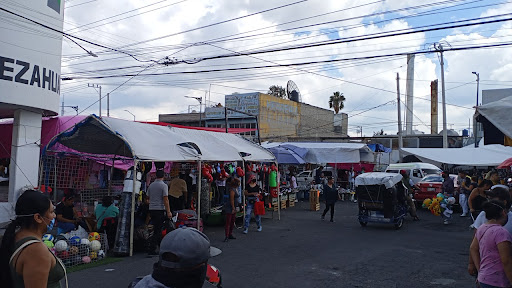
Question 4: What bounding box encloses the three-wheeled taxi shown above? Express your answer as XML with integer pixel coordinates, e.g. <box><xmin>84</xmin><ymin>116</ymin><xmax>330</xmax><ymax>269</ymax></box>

<box><xmin>355</xmin><ymin>172</ymin><xmax>408</xmax><ymax>229</ymax></box>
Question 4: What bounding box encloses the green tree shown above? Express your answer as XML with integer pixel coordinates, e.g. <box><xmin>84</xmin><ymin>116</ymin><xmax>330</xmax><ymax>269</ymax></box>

<box><xmin>328</xmin><ymin>91</ymin><xmax>346</xmax><ymax>114</ymax></box>
<box><xmin>268</xmin><ymin>85</ymin><xmax>286</xmax><ymax>98</ymax></box>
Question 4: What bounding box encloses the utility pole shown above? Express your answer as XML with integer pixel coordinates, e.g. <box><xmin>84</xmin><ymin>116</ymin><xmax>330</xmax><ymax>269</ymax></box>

<box><xmin>397</xmin><ymin>73</ymin><xmax>403</xmax><ymax>162</ymax></box>
<box><xmin>88</xmin><ymin>84</ymin><xmax>102</xmax><ymax>117</ymax></box>
<box><xmin>472</xmin><ymin>71</ymin><xmax>480</xmax><ymax>147</ymax></box>
<box><xmin>435</xmin><ymin>43</ymin><xmax>448</xmax><ymax>148</ymax></box>
<box><xmin>226</xmin><ymin>107</ymin><xmax>261</xmax><ymax>144</ymax></box>
<box><xmin>224</xmin><ymin>106</ymin><xmax>228</xmax><ymax>133</ymax></box>
<box><xmin>107</xmin><ymin>93</ymin><xmax>110</xmax><ymax>117</ymax></box>
<box><xmin>61</xmin><ymin>94</ymin><xmax>65</xmax><ymax>116</ymax></box>
<box><xmin>405</xmin><ymin>54</ymin><xmax>415</xmax><ymax>135</ymax></box>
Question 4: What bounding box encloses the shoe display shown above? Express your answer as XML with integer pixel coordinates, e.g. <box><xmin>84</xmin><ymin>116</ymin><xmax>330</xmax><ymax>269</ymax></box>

<box><xmin>257</xmin><ymin>226</ymin><xmax>262</xmax><ymax>232</ymax></box>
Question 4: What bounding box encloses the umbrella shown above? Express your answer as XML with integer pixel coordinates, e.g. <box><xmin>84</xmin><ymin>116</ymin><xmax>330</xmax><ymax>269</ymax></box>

<box><xmin>268</xmin><ymin>146</ymin><xmax>306</xmax><ymax>164</ymax></box>
<box><xmin>498</xmin><ymin>158</ymin><xmax>512</xmax><ymax>169</ymax></box>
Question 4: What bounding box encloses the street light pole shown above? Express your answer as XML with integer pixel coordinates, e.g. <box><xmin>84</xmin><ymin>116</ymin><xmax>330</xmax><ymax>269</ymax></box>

<box><xmin>472</xmin><ymin>71</ymin><xmax>480</xmax><ymax>147</ymax></box>
<box><xmin>124</xmin><ymin>110</ymin><xmax>135</xmax><ymax>121</ymax></box>
<box><xmin>185</xmin><ymin>96</ymin><xmax>203</xmax><ymax>127</ymax></box>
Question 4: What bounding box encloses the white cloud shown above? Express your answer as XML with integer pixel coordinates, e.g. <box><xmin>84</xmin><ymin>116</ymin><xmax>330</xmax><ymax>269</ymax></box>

<box><xmin>56</xmin><ymin>0</ymin><xmax>512</xmax><ymax>137</ymax></box>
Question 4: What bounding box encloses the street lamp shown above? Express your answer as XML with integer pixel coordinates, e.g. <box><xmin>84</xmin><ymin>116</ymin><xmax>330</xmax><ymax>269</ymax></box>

<box><xmin>185</xmin><ymin>96</ymin><xmax>203</xmax><ymax>127</ymax></box>
<box><xmin>472</xmin><ymin>72</ymin><xmax>480</xmax><ymax>147</ymax></box>
<box><xmin>124</xmin><ymin>109</ymin><xmax>135</xmax><ymax>121</ymax></box>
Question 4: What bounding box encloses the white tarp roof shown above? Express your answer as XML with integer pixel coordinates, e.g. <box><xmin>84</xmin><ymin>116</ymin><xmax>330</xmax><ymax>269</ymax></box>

<box><xmin>402</xmin><ymin>145</ymin><xmax>512</xmax><ymax>166</ymax></box>
<box><xmin>262</xmin><ymin>142</ymin><xmax>373</xmax><ymax>164</ymax></box>
<box><xmin>170</xmin><ymin>127</ymin><xmax>275</xmax><ymax>162</ymax></box>
<box><xmin>355</xmin><ymin>172</ymin><xmax>403</xmax><ymax>189</ymax></box>
<box><xmin>47</xmin><ymin>115</ymin><xmax>273</xmax><ymax>162</ymax></box>
<box><xmin>476</xmin><ymin>95</ymin><xmax>512</xmax><ymax>139</ymax></box>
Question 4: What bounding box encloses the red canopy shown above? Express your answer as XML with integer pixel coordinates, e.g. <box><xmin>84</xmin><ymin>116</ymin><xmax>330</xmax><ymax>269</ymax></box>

<box><xmin>498</xmin><ymin>158</ymin><xmax>512</xmax><ymax>169</ymax></box>
<box><xmin>141</xmin><ymin>121</ymin><xmax>256</xmax><ymax>134</ymax></box>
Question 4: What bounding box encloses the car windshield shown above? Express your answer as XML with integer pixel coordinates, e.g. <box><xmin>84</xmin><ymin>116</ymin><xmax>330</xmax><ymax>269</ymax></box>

<box><xmin>421</xmin><ymin>175</ymin><xmax>443</xmax><ymax>183</ymax></box>
<box><xmin>422</xmin><ymin>169</ymin><xmax>441</xmax><ymax>175</ymax></box>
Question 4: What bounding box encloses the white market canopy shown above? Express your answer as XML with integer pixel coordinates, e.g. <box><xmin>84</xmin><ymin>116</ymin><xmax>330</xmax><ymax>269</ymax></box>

<box><xmin>46</xmin><ymin>115</ymin><xmax>275</xmax><ymax>162</ymax></box>
<box><xmin>476</xmin><ymin>95</ymin><xmax>512</xmax><ymax>139</ymax></box>
<box><xmin>262</xmin><ymin>142</ymin><xmax>374</xmax><ymax>164</ymax></box>
<box><xmin>402</xmin><ymin>144</ymin><xmax>512</xmax><ymax>167</ymax></box>
<box><xmin>355</xmin><ymin>172</ymin><xmax>403</xmax><ymax>189</ymax></box>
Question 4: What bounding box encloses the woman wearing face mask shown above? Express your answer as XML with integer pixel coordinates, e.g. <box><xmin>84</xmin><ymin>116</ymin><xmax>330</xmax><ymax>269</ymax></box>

<box><xmin>243</xmin><ymin>175</ymin><xmax>262</xmax><ymax>234</ymax></box>
<box><xmin>0</xmin><ymin>190</ymin><xmax>66</xmax><ymax>288</ymax></box>
<box><xmin>470</xmin><ymin>200</ymin><xmax>512</xmax><ymax>288</ymax></box>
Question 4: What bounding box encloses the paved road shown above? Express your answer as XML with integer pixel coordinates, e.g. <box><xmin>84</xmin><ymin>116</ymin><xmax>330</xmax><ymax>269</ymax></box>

<box><xmin>68</xmin><ymin>201</ymin><xmax>477</xmax><ymax>288</ymax></box>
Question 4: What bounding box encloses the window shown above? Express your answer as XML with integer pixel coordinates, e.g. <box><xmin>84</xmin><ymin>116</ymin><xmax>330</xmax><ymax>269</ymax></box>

<box><xmin>251</xmin><ymin>123</ymin><xmax>256</xmax><ymax>129</ymax></box>
<box><xmin>412</xmin><ymin>169</ymin><xmax>422</xmax><ymax>178</ymax></box>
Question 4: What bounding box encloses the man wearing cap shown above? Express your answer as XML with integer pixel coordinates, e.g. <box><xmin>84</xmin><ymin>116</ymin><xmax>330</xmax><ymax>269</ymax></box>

<box><xmin>132</xmin><ymin>227</ymin><xmax>221</xmax><ymax>288</ymax></box>
<box><xmin>147</xmin><ymin>169</ymin><xmax>172</xmax><ymax>255</ymax></box>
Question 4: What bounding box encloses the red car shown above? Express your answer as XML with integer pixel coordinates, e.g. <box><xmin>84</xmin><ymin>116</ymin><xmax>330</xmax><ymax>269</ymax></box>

<box><xmin>414</xmin><ymin>174</ymin><xmax>459</xmax><ymax>204</ymax></box>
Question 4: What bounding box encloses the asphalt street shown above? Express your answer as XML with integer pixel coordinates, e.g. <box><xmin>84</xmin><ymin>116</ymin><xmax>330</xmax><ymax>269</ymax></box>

<box><xmin>68</xmin><ymin>201</ymin><xmax>477</xmax><ymax>288</ymax></box>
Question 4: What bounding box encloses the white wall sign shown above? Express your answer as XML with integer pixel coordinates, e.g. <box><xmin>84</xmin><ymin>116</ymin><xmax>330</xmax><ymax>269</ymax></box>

<box><xmin>0</xmin><ymin>0</ymin><xmax>64</xmax><ymax>117</ymax></box>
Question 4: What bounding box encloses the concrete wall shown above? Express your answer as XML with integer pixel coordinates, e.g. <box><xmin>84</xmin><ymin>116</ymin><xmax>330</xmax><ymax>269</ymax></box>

<box><xmin>297</xmin><ymin>103</ymin><xmax>334</xmax><ymax>137</ymax></box>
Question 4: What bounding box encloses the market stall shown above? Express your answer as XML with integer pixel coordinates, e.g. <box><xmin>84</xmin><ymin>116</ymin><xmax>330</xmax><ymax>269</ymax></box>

<box><xmin>402</xmin><ymin>144</ymin><xmax>512</xmax><ymax>167</ymax></box>
<box><xmin>44</xmin><ymin>115</ymin><xmax>275</xmax><ymax>257</ymax></box>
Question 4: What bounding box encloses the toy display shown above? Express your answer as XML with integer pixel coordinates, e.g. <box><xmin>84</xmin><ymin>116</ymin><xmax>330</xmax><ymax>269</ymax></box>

<box><xmin>90</xmin><ymin>240</ymin><xmax>101</xmax><ymax>251</ymax></box>
<box><xmin>88</xmin><ymin>232</ymin><xmax>100</xmax><ymax>242</ymax></box>
<box><xmin>80</xmin><ymin>239</ymin><xmax>91</xmax><ymax>246</ymax></box>
<box><xmin>69</xmin><ymin>236</ymin><xmax>81</xmax><ymax>246</ymax></box>
<box><xmin>55</xmin><ymin>240</ymin><xmax>68</xmax><ymax>252</ymax></box>
<box><xmin>43</xmin><ymin>240</ymin><xmax>54</xmax><ymax>249</ymax></box>
<box><xmin>82</xmin><ymin>256</ymin><xmax>91</xmax><ymax>263</ymax></box>
<box><xmin>42</xmin><ymin>234</ymin><xmax>54</xmax><ymax>242</ymax></box>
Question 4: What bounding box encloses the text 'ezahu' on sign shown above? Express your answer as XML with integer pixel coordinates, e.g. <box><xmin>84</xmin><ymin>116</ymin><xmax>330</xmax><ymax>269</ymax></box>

<box><xmin>0</xmin><ymin>55</ymin><xmax>60</xmax><ymax>95</ymax></box>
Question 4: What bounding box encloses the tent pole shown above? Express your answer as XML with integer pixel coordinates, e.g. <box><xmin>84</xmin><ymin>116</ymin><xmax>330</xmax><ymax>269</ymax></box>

<box><xmin>53</xmin><ymin>156</ymin><xmax>57</xmax><ymax>203</ymax></box>
<box><xmin>277</xmin><ymin>161</ymin><xmax>280</xmax><ymax>220</ymax></box>
<box><xmin>129</xmin><ymin>159</ymin><xmax>138</xmax><ymax>257</ymax></box>
<box><xmin>197</xmin><ymin>160</ymin><xmax>202</xmax><ymax>230</ymax></box>
<box><xmin>242</xmin><ymin>160</ymin><xmax>246</xmax><ymax>220</ymax></box>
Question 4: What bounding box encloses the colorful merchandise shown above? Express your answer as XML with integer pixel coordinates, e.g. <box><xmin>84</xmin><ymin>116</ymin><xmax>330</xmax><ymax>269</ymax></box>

<box><xmin>55</xmin><ymin>240</ymin><xmax>68</xmax><ymax>252</ymax></box>
<box><xmin>88</xmin><ymin>232</ymin><xmax>100</xmax><ymax>242</ymax></box>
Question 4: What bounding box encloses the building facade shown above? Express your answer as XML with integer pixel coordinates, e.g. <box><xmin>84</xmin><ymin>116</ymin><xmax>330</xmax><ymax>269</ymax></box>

<box><xmin>159</xmin><ymin>92</ymin><xmax>348</xmax><ymax>142</ymax></box>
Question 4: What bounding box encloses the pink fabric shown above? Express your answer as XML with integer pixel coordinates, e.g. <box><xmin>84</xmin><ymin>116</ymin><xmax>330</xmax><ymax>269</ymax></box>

<box><xmin>476</xmin><ymin>223</ymin><xmax>512</xmax><ymax>287</ymax></box>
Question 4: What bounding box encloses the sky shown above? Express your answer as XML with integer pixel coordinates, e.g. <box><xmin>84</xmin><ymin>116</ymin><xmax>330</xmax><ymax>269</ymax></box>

<box><xmin>28</xmin><ymin>0</ymin><xmax>512</xmax><ymax>136</ymax></box>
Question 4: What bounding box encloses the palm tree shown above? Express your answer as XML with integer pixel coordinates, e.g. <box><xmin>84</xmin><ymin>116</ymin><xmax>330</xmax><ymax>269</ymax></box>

<box><xmin>329</xmin><ymin>91</ymin><xmax>346</xmax><ymax>114</ymax></box>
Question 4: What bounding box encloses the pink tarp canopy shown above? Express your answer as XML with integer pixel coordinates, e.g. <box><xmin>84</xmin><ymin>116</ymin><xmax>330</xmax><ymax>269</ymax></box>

<box><xmin>0</xmin><ymin>115</ymin><xmax>88</xmax><ymax>158</ymax></box>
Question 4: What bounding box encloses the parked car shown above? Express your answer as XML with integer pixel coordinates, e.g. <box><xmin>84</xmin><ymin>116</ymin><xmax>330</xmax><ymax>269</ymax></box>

<box><xmin>296</xmin><ymin>168</ymin><xmax>334</xmax><ymax>191</ymax></box>
<box><xmin>385</xmin><ymin>162</ymin><xmax>442</xmax><ymax>185</ymax></box>
<box><xmin>414</xmin><ymin>174</ymin><xmax>459</xmax><ymax>204</ymax></box>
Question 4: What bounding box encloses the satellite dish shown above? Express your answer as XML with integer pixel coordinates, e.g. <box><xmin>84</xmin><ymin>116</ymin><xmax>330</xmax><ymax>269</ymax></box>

<box><xmin>286</xmin><ymin>80</ymin><xmax>301</xmax><ymax>102</ymax></box>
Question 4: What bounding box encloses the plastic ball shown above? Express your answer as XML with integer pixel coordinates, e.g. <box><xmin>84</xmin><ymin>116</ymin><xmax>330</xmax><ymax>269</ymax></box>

<box><xmin>69</xmin><ymin>236</ymin><xmax>81</xmax><ymax>246</ymax></box>
<box><xmin>43</xmin><ymin>240</ymin><xmax>54</xmax><ymax>249</ymax></box>
<box><xmin>88</xmin><ymin>232</ymin><xmax>100</xmax><ymax>242</ymax></box>
<box><xmin>97</xmin><ymin>250</ymin><xmax>105</xmax><ymax>259</ymax></box>
<box><xmin>80</xmin><ymin>239</ymin><xmax>91</xmax><ymax>246</ymax></box>
<box><xmin>42</xmin><ymin>234</ymin><xmax>54</xmax><ymax>242</ymax></box>
<box><xmin>69</xmin><ymin>246</ymin><xmax>79</xmax><ymax>255</ymax></box>
<box><xmin>90</xmin><ymin>240</ymin><xmax>101</xmax><ymax>252</ymax></box>
<box><xmin>55</xmin><ymin>234</ymin><xmax>67</xmax><ymax>243</ymax></box>
<box><xmin>55</xmin><ymin>240</ymin><xmax>68</xmax><ymax>252</ymax></box>
<box><xmin>58</xmin><ymin>250</ymin><xmax>69</xmax><ymax>259</ymax></box>
<box><xmin>446</xmin><ymin>197</ymin><xmax>456</xmax><ymax>205</ymax></box>
<box><xmin>90</xmin><ymin>251</ymin><xmax>97</xmax><ymax>259</ymax></box>
<box><xmin>82</xmin><ymin>256</ymin><xmax>91</xmax><ymax>263</ymax></box>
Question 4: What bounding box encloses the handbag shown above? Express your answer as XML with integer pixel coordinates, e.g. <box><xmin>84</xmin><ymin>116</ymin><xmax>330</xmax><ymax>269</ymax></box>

<box><xmin>254</xmin><ymin>201</ymin><xmax>265</xmax><ymax>216</ymax></box>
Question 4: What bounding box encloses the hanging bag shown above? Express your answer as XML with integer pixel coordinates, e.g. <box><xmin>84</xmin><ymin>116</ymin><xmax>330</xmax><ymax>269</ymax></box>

<box><xmin>254</xmin><ymin>201</ymin><xmax>266</xmax><ymax>216</ymax></box>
